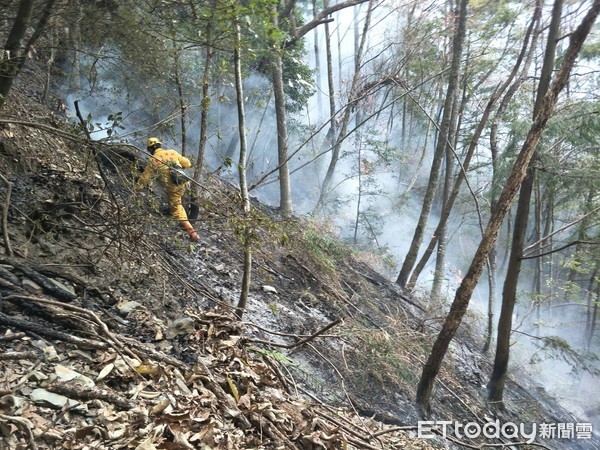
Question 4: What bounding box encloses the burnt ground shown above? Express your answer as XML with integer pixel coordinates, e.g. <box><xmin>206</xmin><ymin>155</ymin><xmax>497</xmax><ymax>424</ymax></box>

<box><xmin>0</xmin><ymin>73</ymin><xmax>599</xmax><ymax>450</ymax></box>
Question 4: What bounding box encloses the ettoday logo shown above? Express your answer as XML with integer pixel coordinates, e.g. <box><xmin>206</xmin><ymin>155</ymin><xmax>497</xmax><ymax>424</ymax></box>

<box><xmin>417</xmin><ymin>420</ymin><xmax>593</xmax><ymax>443</ymax></box>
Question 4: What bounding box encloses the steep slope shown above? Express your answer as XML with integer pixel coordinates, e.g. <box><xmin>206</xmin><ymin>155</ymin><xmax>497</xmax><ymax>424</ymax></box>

<box><xmin>0</xmin><ymin>79</ymin><xmax>598</xmax><ymax>449</ymax></box>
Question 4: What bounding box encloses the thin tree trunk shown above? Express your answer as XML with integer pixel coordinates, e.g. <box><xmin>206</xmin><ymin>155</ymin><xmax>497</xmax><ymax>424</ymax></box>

<box><xmin>416</xmin><ymin>1</ymin><xmax>600</xmax><ymax>411</ymax></box>
<box><xmin>586</xmin><ymin>266</ymin><xmax>600</xmax><ymax>352</ymax></box>
<box><xmin>315</xmin><ymin>0</ymin><xmax>374</xmax><ymax>211</ymax></box>
<box><xmin>1</xmin><ymin>0</ymin><xmax>56</xmax><ymax>107</ymax></box>
<box><xmin>407</xmin><ymin>0</ymin><xmax>541</xmax><ymax>291</ymax></box>
<box><xmin>42</xmin><ymin>29</ymin><xmax>56</xmax><ymax>104</ymax></box>
<box><xmin>173</xmin><ymin>45</ymin><xmax>187</xmax><ymax>156</ymax></box>
<box><xmin>564</xmin><ymin>189</ymin><xmax>594</xmax><ymax>300</ymax></box>
<box><xmin>396</xmin><ymin>0</ymin><xmax>468</xmax><ymax>289</ymax></box>
<box><xmin>69</xmin><ymin>4</ymin><xmax>82</xmax><ymax>92</ymax></box>
<box><xmin>233</xmin><ymin>19</ymin><xmax>251</xmax><ymax>320</ymax></box>
<box><xmin>272</xmin><ymin>48</ymin><xmax>292</xmax><ymax>215</ymax></box>
<box><xmin>585</xmin><ymin>266</ymin><xmax>597</xmax><ymax>340</ymax></box>
<box><xmin>488</xmin><ymin>0</ymin><xmax>564</xmax><ymax>405</ymax></box>
<box><xmin>431</xmin><ymin>87</ymin><xmax>461</xmax><ymax>301</ymax></box>
<box><xmin>312</xmin><ymin>0</ymin><xmax>323</xmax><ymax>121</ymax></box>
<box><xmin>533</xmin><ymin>178</ymin><xmax>542</xmax><ymax>295</ymax></box>
<box><xmin>190</xmin><ymin>3</ymin><xmax>215</xmax><ymax>220</ymax></box>
<box><xmin>323</xmin><ymin>0</ymin><xmax>337</xmax><ymax>167</ymax></box>
<box><xmin>353</xmin><ymin>144</ymin><xmax>362</xmax><ymax>244</ymax></box>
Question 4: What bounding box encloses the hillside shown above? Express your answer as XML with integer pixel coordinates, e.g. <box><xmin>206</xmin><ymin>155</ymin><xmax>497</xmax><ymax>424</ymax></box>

<box><xmin>0</xmin><ymin>79</ymin><xmax>598</xmax><ymax>449</ymax></box>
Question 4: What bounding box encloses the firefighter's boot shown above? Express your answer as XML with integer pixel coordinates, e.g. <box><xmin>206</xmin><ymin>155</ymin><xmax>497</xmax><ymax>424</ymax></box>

<box><xmin>182</xmin><ymin>221</ymin><xmax>200</xmax><ymax>242</ymax></box>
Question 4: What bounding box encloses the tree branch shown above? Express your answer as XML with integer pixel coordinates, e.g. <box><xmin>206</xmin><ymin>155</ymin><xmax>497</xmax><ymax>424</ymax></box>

<box><xmin>523</xmin><ymin>204</ymin><xmax>600</xmax><ymax>255</ymax></box>
<box><xmin>244</xmin><ymin>318</ymin><xmax>342</xmax><ymax>349</ymax></box>
<box><xmin>520</xmin><ymin>240</ymin><xmax>598</xmax><ymax>260</ymax></box>
<box><xmin>288</xmin><ymin>0</ymin><xmax>372</xmax><ymax>44</ymax></box>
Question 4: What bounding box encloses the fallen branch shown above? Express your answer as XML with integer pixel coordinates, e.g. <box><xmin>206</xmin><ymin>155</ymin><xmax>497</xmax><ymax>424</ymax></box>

<box><xmin>0</xmin><ymin>351</ymin><xmax>38</xmax><ymax>360</ymax></box>
<box><xmin>118</xmin><ymin>335</ymin><xmax>190</xmax><ymax>372</ymax></box>
<box><xmin>243</xmin><ymin>320</ymin><xmax>339</xmax><ymax>339</ymax></box>
<box><xmin>46</xmin><ymin>383</ymin><xmax>135</xmax><ymax>411</ymax></box>
<box><xmin>3</xmin><ymin>261</ymin><xmax>76</xmax><ymax>302</ymax></box>
<box><xmin>3</xmin><ymin>294</ymin><xmax>118</xmax><ymax>346</ymax></box>
<box><xmin>0</xmin><ymin>312</ymin><xmax>107</xmax><ymax>350</ymax></box>
<box><xmin>244</xmin><ymin>318</ymin><xmax>342</xmax><ymax>349</ymax></box>
<box><xmin>0</xmin><ymin>331</ymin><xmax>25</xmax><ymax>341</ymax></box>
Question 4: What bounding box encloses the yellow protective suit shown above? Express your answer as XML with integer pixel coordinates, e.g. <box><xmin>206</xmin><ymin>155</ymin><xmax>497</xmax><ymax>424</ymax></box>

<box><xmin>135</xmin><ymin>147</ymin><xmax>198</xmax><ymax>240</ymax></box>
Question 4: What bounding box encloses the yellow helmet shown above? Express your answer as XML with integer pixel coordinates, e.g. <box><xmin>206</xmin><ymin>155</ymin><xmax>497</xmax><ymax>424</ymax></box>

<box><xmin>147</xmin><ymin>137</ymin><xmax>162</xmax><ymax>148</ymax></box>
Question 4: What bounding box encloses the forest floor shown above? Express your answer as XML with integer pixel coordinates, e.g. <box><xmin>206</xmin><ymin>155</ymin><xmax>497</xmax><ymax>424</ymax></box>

<box><xmin>0</xmin><ymin>72</ymin><xmax>598</xmax><ymax>449</ymax></box>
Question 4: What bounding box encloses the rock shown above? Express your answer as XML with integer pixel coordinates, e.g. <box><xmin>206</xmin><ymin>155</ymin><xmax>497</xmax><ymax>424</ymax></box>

<box><xmin>22</xmin><ymin>278</ymin><xmax>43</xmax><ymax>294</ymax></box>
<box><xmin>262</xmin><ymin>285</ymin><xmax>278</xmax><ymax>294</ymax></box>
<box><xmin>54</xmin><ymin>365</ymin><xmax>95</xmax><ymax>388</ymax></box>
<box><xmin>29</xmin><ymin>388</ymin><xmax>83</xmax><ymax>410</ymax></box>
<box><xmin>116</xmin><ymin>300</ymin><xmax>143</xmax><ymax>315</ymax></box>
<box><xmin>48</xmin><ymin>277</ymin><xmax>76</xmax><ymax>295</ymax></box>
<box><xmin>166</xmin><ymin>317</ymin><xmax>195</xmax><ymax>338</ymax></box>
<box><xmin>0</xmin><ymin>395</ymin><xmax>28</xmax><ymax>415</ymax></box>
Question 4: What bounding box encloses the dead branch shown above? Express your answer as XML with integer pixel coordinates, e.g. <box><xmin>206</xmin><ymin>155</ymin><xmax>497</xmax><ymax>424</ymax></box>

<box><xmin>244</xmin><ymin>318</ymin><xmax>342</xmax><ymax>349</ymax></box>
<box><xmin>0</xmin><ymin>173</ymin><xmax>13</xmax><ymax>256</ymax></box>
<box><xmin>289</xmin><ymin>0</ymin><xmax>372</xmax><ymax>43</ymax></box>
<box><xmin>436</xmin><ymin>429</ymin><xmax>552</xmax><ymax>449</ymax></box>
<box><xmin>248</xmin><ymin>411</ymin><xmax>300</xmax><ymax>449</ymax></box>
<box><xmin>520</xmin><ymin>240</ymin><xmax>598</xmax><ymax>260</ymax></box>
<box><xmin>261</xmin><ymin>354</ymin><xmax>292</xmax><ymax>395</ymax></box>
<box><xmin>0</xmin><ymin>118</ymin><xmax>84</xmax><ymax>143</ymax></box>
<box><xmin>370</xmin><ymin>425</ymin><xmax>418</xmax><ymax>438</ymax></box>
<box><xmin>244</xmin><ymin>320</ymin><xmax>339</xmax><ymax>339</ymax></box>
<box><xmin>2</xmin><ymin>260</ymin><xmax>76</xmax><ymax>302</ymax></box>
<box><xmin>3</xmin><ymin>294</ymin><xmax>118</xmax><ymax>345</ymax></box>
<box><xmin>0</xmin><ymin>331</ymin><xmax>25</xmax><ymax>341</ymax></box>
<box><xmin>45</xmin><ymin>383</ymin><xmax>135</xmax><ymax>411</ymax></box>
<box><xmin>0</xmin><ymin>312</ymin><xmax>107</xmax><ymax>349</ymax></box>
<box><xmin>305</xmin><ymin>342</ymin><xmax>368</xmax><ymax>432</ymax></box>
<box><xmin>314</xmin><ymin>408</ymin><xmax>374</xmax><ymax>443</ymax></box>
<box><xmin>523</xmin><ymin>204</ymin><xmax>600</xmax><ymax>255</ymax></box>
<box><xmin>118</xmin><ymin>335</ymin><xmax>190</xmax><ymax>372</ymax></box>
<box><xmin>0</xmin><ymin>351</ymin><xmax>38</xmax><ymax>360</ymax></box>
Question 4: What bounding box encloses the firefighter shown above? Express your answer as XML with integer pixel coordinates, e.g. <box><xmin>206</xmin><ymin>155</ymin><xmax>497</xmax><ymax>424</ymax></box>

<box><xmin>135</xmin><ymin>137</ymin><xmax>199</xmax><ymax>242</ymax></box>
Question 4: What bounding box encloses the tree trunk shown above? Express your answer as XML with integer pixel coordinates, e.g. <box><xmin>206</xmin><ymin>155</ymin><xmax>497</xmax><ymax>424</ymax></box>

<box><xmin>322</xmin><ymin>0</ymin><xmax>337</xmax><ymax>181</ymax></box>
<box><xmin>488</xmin><ymin>0</ymin><xmax>564</xmax><ymax>405</ymax></box>
<box><xmin>416</xmin><ymin>0</ymin><xmax>600</xmax><ymax>411</ymax></box>
<box><xmin>272</xmin><ymin>54</ymin><xmax>293</xmax><ymax>216</ymax></box>
<box><xmin>315</xmin><ymin>0</ymin><xmax>374</xmax><ymax>211</ymax></box>
<box><xmin>586</xmin><ymin>266</ymin><xmax>600</xmax><ymax>353</ymax></box>
<box><xmin>0</xmin><ymin>0</ymin><xmax>35</xmax><ymax>107</ymax></box>
<box><xmin>431</xmin><ymin>86</ymin><xmax>461</xmax><ymax>301</ymax></box>
<box><xmin>233</xmin><ymin>19</ymin><xmax>251</xmax><ymax>320</ymax></box>
<box><xmin>396</xmin><ymin>0</ymin><xmax>468</xmax><ymax>289</ymax></box>
<box><xmin>190</xmin><ymin>3</ymin><xmax>216</xmax><ymax>221</ymax></box>
<box><xmin>312</xmin><ymin>0</ymin><xmax>323</xmax><ymax>121</ymax></box>
<box><xmin>407</xmin><ymin>0</ymin><xmax>541</xmax><ymax>291</ymax></box>
<box><xmin>173</xmin><ymin>45</ymin><xmax>187</xmax><ymax>156</ymax></box>
<box><xmin>564</xmin><ymin>189</ymin><xmax>594</xmax><ymax>300</ymax></box>
<box><xmin>484</xmin><ymin>0</ymin><xmax>541</xmax><ymax>351</ymax></box>
<box><xmin>0</xmin><ymin>0</ymin><xmax>56</xmax><ymax>108</ymax></box>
